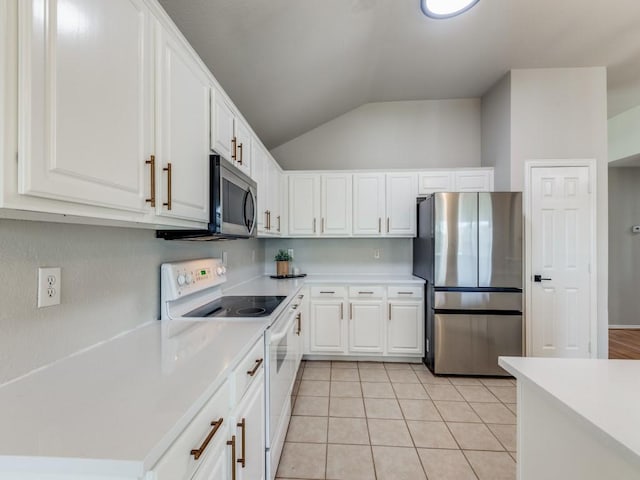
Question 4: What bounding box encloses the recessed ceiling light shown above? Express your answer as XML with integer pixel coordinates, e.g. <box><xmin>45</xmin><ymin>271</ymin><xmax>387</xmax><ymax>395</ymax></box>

<box><xmin>420</xmin><ymin>0</ymin><xmax>480</xmax><ymax>19</ymax></box>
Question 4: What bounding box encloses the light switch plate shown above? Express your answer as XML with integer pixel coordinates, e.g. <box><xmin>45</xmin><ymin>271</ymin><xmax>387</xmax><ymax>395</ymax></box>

<box><xmin>38</xmin><ymin>267</ymin><xmax>61</xmax><ymax>308</ymax></box>
<box><xmin>632</xmin><ymin>225</ymin><xmax>640</xmax><ymax>233</ymax></box>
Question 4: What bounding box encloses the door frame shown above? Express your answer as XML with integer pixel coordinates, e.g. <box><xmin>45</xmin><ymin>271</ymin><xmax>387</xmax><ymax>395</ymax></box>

<box><xmin>524</xmin><ymin>159</ymin><xmax>598</xmax><ymax>358</ymax></box>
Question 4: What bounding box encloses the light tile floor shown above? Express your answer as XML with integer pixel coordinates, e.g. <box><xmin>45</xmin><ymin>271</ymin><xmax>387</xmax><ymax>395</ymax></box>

<box><xmin>276</xmin><ymin>360</ymin><xmax>517</xmax><ymax>480</ymax></box>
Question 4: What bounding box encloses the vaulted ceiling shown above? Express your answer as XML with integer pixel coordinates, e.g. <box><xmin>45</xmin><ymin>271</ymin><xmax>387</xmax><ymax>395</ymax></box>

<box><xmin>158</xmin><ymin>0</ymin><xmax>640</xmax><ymax>149</ymax></box>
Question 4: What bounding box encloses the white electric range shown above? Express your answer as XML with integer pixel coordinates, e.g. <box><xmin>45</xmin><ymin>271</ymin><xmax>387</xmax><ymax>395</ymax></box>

<box><xmin>160</xmin><ymin>258</ymin><xmax>303</xmax><ymax>480</ymax></box>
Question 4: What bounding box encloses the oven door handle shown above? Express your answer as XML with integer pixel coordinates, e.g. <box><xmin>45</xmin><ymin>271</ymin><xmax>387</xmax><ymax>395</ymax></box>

<box><xmin>269</xmin><ymin>311</ymin><xmax>297</xmax><ymax>343</ymax></box>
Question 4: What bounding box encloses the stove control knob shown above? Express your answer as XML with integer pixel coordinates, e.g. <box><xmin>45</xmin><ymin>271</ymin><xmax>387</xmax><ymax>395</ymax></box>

<box><xmin>185</xmin><ymin>273</ymin><xmax>194</xmax><ymax>285</ymax></box>
<box><xmin>177</xmin><ymin>274</ymin><xmax>186</xmax><ymax>286</ymax></box>
<box><xmin>216</xmin><ymin>267</ymin><xmax>224</xmax><ymax>276</ymax></box>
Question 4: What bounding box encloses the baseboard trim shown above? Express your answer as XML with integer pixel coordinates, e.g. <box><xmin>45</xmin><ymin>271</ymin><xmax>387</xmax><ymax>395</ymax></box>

<box><xmin>609</xmin><ymin>325</ymin><xmax>640</xmax><ymax>329</ymax></box>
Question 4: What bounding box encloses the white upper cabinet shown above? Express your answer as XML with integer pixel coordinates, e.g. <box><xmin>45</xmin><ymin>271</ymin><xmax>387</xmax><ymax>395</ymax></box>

<box><xmin>288</xmin><ymin>175</ymin><xmax>320</xmax><ymax>236</ymax></box>
<box><xmin>18</xmin><ymin>0</ymin><xmax>153</xmax><ymax>212</ymax></box>
<box><xmin>254</xmin><ymin>142</ymin><xmax>282</xmax><ymax>236</ymax></box>
<box><xmin>386</xmin><ymin>173</ymin><xmax>417</xmax><ymax>236</ymax></box>
<box><xmin>234</xmin><ymin>117</ymin><xmax>252</xmax><ymax>177</ymax></box>
<box><xmin>418</xmin><ymin>171</ymin><xmax>454</xmax><ymax>194</ymax></box>
<box><xmin>210</xmin><ymin>88</ymin><xmax>235</xmax><ymax>161</ymax></box>
<box><xmin>210</xmin><ymin>88</ymin><xmax>251</xmax><ymax>177</ymax></box>
<box><xmin>155</xmin><ymin>24</ymin><xmax>210</xmax><ymax>222</ymax></box>
<box><xmin>353</xmin><ymin>173</ymin><xmax>386</xmax><ymax>235</ymax></box>
<box><xmin>454</xmin><ymin>169</ymin><xmax>494</xmax><ymax>192</ymax></box>
<box><xmin>268</xmin><ymin>160</ymin><xmax>282</xmax><ymax>234</ymax></box>
<box><xmin>321</xmin><ymin>174</ymin><xmax>352</xmax><ymax>236</ymax></box>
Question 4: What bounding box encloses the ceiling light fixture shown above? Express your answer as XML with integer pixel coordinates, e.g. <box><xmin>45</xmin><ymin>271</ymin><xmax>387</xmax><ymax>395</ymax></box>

<box><xmin>420</xmin><ymin>0</ymin><xmax>480</xmax><ymax>19</ymax></box>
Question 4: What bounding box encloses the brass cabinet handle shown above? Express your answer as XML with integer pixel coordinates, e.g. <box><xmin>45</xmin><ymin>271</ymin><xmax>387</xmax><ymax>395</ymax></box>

<box><xmin>227</xmin><ymin>435</ymin><xmax>236</xmax><ymax>480</ymax></box>
<box><xmin>190</xmin><ymin>418</ymin><xmax>223</xmax><ymax>460</ymax></box>
<box><xmin>145</xmin><ymin>155</ymin><xmax>156</xmax><ymax>207</ymax></box>
<box><xmin>163</xmin><ymin>163</ymin><xmax>172</xmax><ymax>210</ymax></box>
<box><xmin>349</xmin><ymin>303</ymin><xmax>353</xmax><ymax>320</ymax></box>
<box><xmin>388</xmin><ymin>303</ymin><xmax>392</xmax><ymax>320</ymax></box>
<box><xmin>264</xmin><ymin>211</ymin><xmax>269</xmax><ymax>230</ymax></box>
<box><xmin>237</xmin><ymin>419</ymin><xmax>246</xmax><ymax>468</ymax></box>
<box><xmin>378</xmin><ymin>217</ymin><xmax>382</xmax><ymax>233</ymax></box>
<box><xmin>340</xmin><ymin>302</ymin><xmax>343</xmax><ymax>319</ymax></box>
<box><xmin>387</xmin><ymin>217</ymin><xmax>390</xmax><ymax>233</ymax></box>
<box><xmin>321</xmin><ymin>217</ymin><xmax>325</xmax><ymax>234</ymax></box>
<box><xmin>247</xmin><ymin>358</ymin><xmax>263</xmax><ymax>376</ymax></box>
<box><xmin>398</xmin><ymin>291</ymin><xmax>413</xmax><ymax>295</ymax></box>
<box><xmin>313</xmin><ymin>218</ymin><xmax>317</xmax><ymax>233</ymax></box>
<box><xmin>320</xmin><ymin>291</ymin><xmax>335</xmax><ymax>294</ymax></box>
<box><xmin>237</xmin><ymin>143</ymin><xmax>243</xmax><ymax>165</ymax></box>
<box><xmin>231</xmin><ymin>136</ymin><xmax>237</xmax><ymax>161</ymax></box>
<box><xmin>358</xmin><ymin>291</ymin><xmax>374</xmax><ymax>295</ymax></box>
<box><xmin>268</xmin><ymin>211</ymin><xmax>271</xmax><ymax>230</ymax></box>
<box><xmin>296</xmin><ymin>312</ymin><xmax>301</xmax><ymax>336</ymax></box>
<box><xmin>277</xmin><ymin>215</ymin><xmax>281</xmax><ymax>232</ymax></box>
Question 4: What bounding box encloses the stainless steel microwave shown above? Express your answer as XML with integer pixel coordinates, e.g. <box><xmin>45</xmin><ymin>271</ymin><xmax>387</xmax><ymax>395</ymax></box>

<box><xmin>156</xmin><ymin>156</ymin><xmax>257</xmax><ymax>240</ymax></box>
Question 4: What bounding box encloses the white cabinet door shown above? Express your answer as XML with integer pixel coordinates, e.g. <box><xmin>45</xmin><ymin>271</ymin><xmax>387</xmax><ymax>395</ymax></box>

<box><xmin>309</xmin><ymin>300</ymin><xmax>346</xmax><ymax>353</ymax></box>
<box><xmin>269</xmin><ymin>161</ymin><xmax>282</xmax><ymax>235</ymax></box>
<box><xmin>386</xmin><ymin>173</ymin><xmax>417</xmax><ymax>236</ymax></box>
<box><xmin>353</xmin><ymin>173</ymin><xmax>385</xmax><ymax>235</ymax></box>
<box><xmin>349</xmin><ymin>301</ymin><xmax>385</xmax><ymax>354</ymax></box>
<box><xmin>454</xmin><ymin>170</ymin><xmax>494</xmax><ymax>192</ymax></box>
<box><xmin>288</xmin><ymin>175</ymin><xmax>320</xmax><ymax>236</ymax></box>
<box><xmin>19</xmin><ymin>0</ymin><xmax>153</xmax><ymax>212</ymax></box>
<box><xmin>252</xmin><ymin>141</ymin><xmax>269</xmax><ymax>234</ymax></box>
<box><xmin>234</xmin><ymin>118</ymin><xmax>252</xmax><ymax>177</ymax></box>
<box><xmin>155</xmin><ymin>26</ymin><xmax>210</xmax><ymax>222</ymax></box>
<box><xmin>191</xmin><ymin>442</ymin><xmax>228</xmax><ymax>480</ymax></box>
<box><xmin>321</xmin><ymin>174</ymin><xmax>352</xmax><ymax>236</ymax></box>
<box><xmin>234</xmin><ymin>371</ymin><xmax>265</xmax><ymax>480</ymax></box>
<box><xmin>387</xmin><ymin>302</ymin><xmax>423</xmax><ymax>355</ymax></box>
<box><xmin>210</xmin><ymin>88</ymin><xmax>235</xmax><ymax>161</ymax></box>
<box><xmin>418</xmin><ymin>171</ymin><xmax>453</xmax><ymax>194</ymax></box>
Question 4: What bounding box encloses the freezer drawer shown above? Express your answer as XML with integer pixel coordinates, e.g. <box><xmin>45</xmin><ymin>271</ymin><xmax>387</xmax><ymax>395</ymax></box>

<box><xmin>434</xmin><ymin>313</ymin><xmax>522</xmax><ymax>376</ymax></box>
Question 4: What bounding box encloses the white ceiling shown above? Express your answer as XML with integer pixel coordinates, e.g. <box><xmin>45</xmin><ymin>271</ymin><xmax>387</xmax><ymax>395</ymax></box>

<box><xmin>158</xmin><ymin>0</ymin><xmax>640</xmax><ymax>149</ymax></box>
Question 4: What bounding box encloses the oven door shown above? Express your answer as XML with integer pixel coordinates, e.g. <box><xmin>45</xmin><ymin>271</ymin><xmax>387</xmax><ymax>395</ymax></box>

<box><xmin>216</xmin><ymin>160</ymin><xmax>257</xmax><ymax>237</ymax></box>
<box><xmin>266</xmin><ymin>305</ymin><xmax>298</xmax><ymax>478</ymax></box>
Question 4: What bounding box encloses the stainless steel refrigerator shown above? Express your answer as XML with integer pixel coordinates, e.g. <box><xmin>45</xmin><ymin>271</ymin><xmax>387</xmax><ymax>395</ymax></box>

<box><xmin>413</xmin><ymin>192</ymin><xmax>523</xmax><ymax>376</ymax></box>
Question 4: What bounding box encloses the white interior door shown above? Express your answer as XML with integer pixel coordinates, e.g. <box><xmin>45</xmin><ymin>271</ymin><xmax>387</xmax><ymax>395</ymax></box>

<box><xmin>529</xmin><ymin>165</ymin><xmax>593</xmax><ymax>358</ymax></box>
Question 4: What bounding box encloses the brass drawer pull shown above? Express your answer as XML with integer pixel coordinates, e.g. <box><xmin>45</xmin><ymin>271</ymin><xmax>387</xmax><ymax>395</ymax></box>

<box><xmin>313</xmin><ymin>218</ymin><xmax>317</xmax><ymax>233</ymax></box>
<box><xmin>398</xmin><ymin>291</ymin><xmax>414</xmax><ymax>295</ymax></box>
<box><xmin>320</xmin><ymin>291</ymin><xmax>335</xmax><ymax>294</ymax></box>
<box><xmin>227</xmin><ymin>435</ymin><xmax>236</xmax><ymax>480</ymax></box>
<box><xmin>321</xmin><ymin>217</ymin><xmax>325</xmax><ymax>233</ymax></box>
<box><xmin>231</xmin><ymin>136</ymin><xmax>237</xmax><ymax>160</ymax></box>
<box><xmin>237</xmin><ymin>143</ymin><xmax>243</xmax><ymax>165</ymax></box>
<box><xmin>388</xmin><ymin>303</ymin><xmax>392</xmax><ymax>320</ymax></box>
<box><xmin>296</xmin><ymin>312</ymin><xmax>301</xmax><ymax>336</ymax></box>
<box><xmin>145</xmin><ymin>155</ymin><xmax>156</xmax><ymax>207</ymax></box>
<box><xmin>387</xmin><ymin>217</ymin><xmax>390</xmax><ymax>233</ymax></box>
<box><xmin>247</xmin><ymin>358</ymin><xmax>263</xmax><ymax>376</ymax></box>
<box><xmin>190</xmin><ymin>418</ymin><xmax>223</xmax><ymax>460</ymax></box>
<box><xmin>378</xmin><ymin>217</ymin><xmax>382</xmax><ymax>233</ymax></box>
<box><xmin>358</xmin><ymin>291</ymin><xmax>374</xmax><ymax>294</ymax></box>
<box><xmin>340</xmin><ymin>302</ymin><xmax>344</xmax><ymax>319</ymax></box>
<box><xmin>163</xmin><ymin>163</ymin><xmax>172</xmax><ymax>210</ymax></box>
<box><xmin>237</xmin><ymin>418</ymin><xmax>246</xmax><ymax>468</ymax></box>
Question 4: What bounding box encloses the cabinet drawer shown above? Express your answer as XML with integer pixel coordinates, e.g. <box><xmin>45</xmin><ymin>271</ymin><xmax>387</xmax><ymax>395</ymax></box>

<box><xmin>310</xmin><ymin>286</ymin><xmax>347</xmax><ymax>298</ymax></box>
<box><xmin>234</xmin><ymin>337</ymin><xmax>265</xmax><ymax>403</ymax></box>
<box><xmin>348</xmin><ymin>286</ymin><xmax>385</xmax><ymax>298</ymax></box>
<box><xmin>153</xmin><ymin>380</ymin><xmax>230</xmax><ymax>480</ymax></box>
<box><xmin>388</xmin><ymin>286</ymin><xmax>423</xmax><ymax>299</ymax></box>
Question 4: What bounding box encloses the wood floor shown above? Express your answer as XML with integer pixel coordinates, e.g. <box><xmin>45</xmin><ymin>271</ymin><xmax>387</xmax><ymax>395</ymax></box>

<box><xmin>609</xmin><ymin>329</ymin><xmax>640</xmax><ymax>359</ymax></box>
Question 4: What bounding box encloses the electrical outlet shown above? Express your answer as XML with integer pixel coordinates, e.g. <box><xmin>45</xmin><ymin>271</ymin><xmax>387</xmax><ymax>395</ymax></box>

<box><xmin>632</xmin><ymin>225</ymin><xmax>640</xmax><ymax>234</ymax></box>
<box><xmin>287</xmin><ymin>248</ymin><xmax>294</xmax><ymax>260</ymax></box>
<box><xmin>38</xmin><ymin>267</ymin><xmax>61</xmax><ymax>308</ymax></box>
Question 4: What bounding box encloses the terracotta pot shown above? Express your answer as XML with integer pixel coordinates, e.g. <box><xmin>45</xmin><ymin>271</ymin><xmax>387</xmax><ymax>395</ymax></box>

<box><xmin>276</xmin><ymin>261</ymin><xmax>289</xmax><ymax>277</ymax></box>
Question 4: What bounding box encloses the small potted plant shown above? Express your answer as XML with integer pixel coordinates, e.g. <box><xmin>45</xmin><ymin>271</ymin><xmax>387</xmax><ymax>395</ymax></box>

<box><xmin>274</xmin><ymin>249</ymin><xmax>291</xmax><ymax>277</ymax></box>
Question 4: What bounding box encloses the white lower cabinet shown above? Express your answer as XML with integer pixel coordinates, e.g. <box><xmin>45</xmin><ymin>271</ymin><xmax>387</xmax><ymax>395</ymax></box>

<box><xmin>306</xmin><ymin>284</ymin><xmax>424</xmax><ymax>358</ymax></box>
<box><xmin>348</xmin><ymin>301</ymin><xmax>385</xmax><ymax>354</ymax></box>
<box><xmin>387</xmin><ymin>301</ymin><xmax>423</xmax><ymax>355</ymax></box>
<box><xmin>231</xmin><ymin>369</ymin><xmax>265</xmax><ymax>480</ymax></box>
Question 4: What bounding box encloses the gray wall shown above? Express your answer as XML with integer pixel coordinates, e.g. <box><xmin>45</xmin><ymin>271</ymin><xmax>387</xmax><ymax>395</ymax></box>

<box><xmin>0</xmin><ymin>219</ymin><xmax>264</xmax><ymax>384</ymax></box>
<box><xmin>271</xmin><ymin>99</ymin><xmax>482</xmax><ymax>170</ymax></box>
<box><xmin>264</xmin><ymin>238</ymin><xmax>413</xmax><ymax>276</ymax></box>
<box><xmin>481</xmin><ymin>73</ymin><xmax>512</xmax><ymax>191</ymax></box>
<box><xmin>608</xmin><ymin>168</ymin><xmax>640</xmax><ymax>326</ymax></box>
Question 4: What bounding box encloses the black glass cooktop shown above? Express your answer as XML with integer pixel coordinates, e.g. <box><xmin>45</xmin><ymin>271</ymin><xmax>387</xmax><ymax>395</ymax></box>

<box><xmin>184</xmin><ymin>295</ymin><xmax>287</xmax><ymax>318</ymax></box>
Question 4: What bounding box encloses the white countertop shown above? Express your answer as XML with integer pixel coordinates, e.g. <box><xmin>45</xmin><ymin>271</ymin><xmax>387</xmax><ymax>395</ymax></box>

<box><xmin>298</xmin><ymin>274</ymin><xmax>425</xmax><ymax>285</ymax></box>
<box><xmin>499</xmin><ymin>357</ymin><xmax>640</xmax><ymax>467</ymax></box>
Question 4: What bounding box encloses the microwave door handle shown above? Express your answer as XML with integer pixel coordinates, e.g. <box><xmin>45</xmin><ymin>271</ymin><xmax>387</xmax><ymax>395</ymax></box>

<box><xmin>243</xmin><ymin>188</ymin><xmax>257</xmax><ymax>235</ymax></box>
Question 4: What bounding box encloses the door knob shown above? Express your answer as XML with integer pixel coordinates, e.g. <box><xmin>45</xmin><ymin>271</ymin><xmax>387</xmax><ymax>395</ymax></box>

<box><xmin>534</xmin><ymin>275</ymin><xmax>552</xmax><ymax>283</ymax></box>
